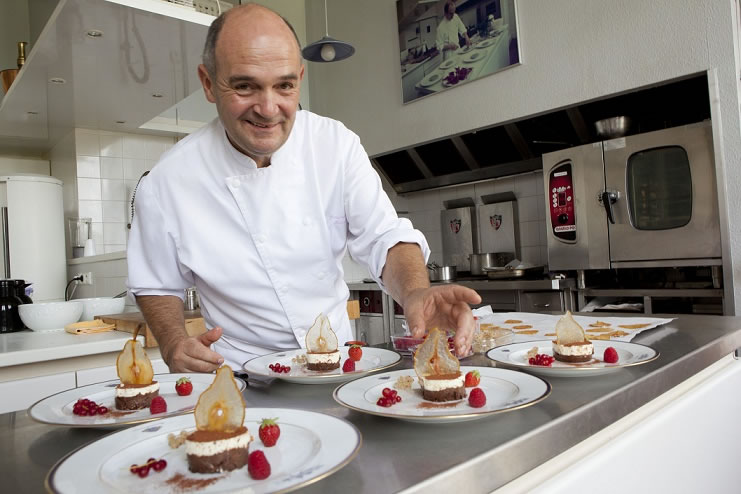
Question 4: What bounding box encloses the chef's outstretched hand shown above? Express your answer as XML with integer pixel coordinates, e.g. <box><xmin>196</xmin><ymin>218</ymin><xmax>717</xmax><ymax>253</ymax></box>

<box><xmin>403</xmin><ymin>285</ymin><xmax>482</xmax><ymax>356</ymax></box>
<box><xmin>166</xmin><ymin>326</ymin><xmax>224</xmax><ymax>373</ymax></box>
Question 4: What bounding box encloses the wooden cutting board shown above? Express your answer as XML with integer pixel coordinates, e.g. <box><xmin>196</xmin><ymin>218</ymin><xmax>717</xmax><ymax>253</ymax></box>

<box><xmin>96</xmin><ymin>310</ymin><xmax>206</xmax><ymax>348</ymax></box>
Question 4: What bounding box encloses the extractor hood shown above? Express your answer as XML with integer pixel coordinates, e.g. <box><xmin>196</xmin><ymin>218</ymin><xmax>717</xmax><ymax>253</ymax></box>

<box><xmin>371</xmin><ymin>73</ymin><xmax>711</xmax><ymax>194</ymax></box>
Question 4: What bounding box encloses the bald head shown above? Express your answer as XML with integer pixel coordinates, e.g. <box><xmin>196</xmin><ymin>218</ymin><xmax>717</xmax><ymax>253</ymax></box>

<box><xmin>202</xmin><ymin>3</ymin><xmax>302</xmax><ymax>77</ymax></box>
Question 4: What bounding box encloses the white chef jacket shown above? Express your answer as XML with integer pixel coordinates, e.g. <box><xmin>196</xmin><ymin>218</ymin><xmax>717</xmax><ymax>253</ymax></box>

<box><xmin>127</xmin><ymin>111</ymin><xmax>429</xmax><ymax>368</ymax></box>
<box><xmin>436</xmin><ymin>14</ymin><xmax>467</xmax><ymax>58</ymax></box>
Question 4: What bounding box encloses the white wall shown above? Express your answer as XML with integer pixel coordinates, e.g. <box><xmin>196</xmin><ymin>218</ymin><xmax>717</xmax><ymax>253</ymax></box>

<box><xmin>306</xmin><ymin>0</ymin><xmax>741</xmax><ymax>313</ymax></box>
<box><xmin>0</xmin><ymin>156</ymin><xmax>48</xmax><ymax>175</ymax></box>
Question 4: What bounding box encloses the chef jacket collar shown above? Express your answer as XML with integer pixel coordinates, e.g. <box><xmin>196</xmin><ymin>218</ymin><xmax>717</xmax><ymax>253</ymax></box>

<box><xmin>218</xmin><ymin>118</ymin><xmax>298</xmax><ymax>173</ymax></box>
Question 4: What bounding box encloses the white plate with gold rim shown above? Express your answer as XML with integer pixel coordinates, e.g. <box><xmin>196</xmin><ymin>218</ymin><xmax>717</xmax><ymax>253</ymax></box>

<box><xmin>45</xmin><ymin>407</ymin><xmax>361</xmax><ymax>494</ymax></box>
<box><xmin>242</xmin><ymin>347</ymin><xmax>402</xmax><ymax>385</ymax></box>
<box><xmin>29</xmin><ymin>373</ymin><xmax>245</xmax><ymax>428</ymax></box>
<box><xmin>487</xmin><ymin>340</ymin><xmax>659</xmax><ymax>377</ymax></box>
<box><xmin>333</xmin><ymin>366</ymin><xmax>550</xmax><ymax>423</ymax></box>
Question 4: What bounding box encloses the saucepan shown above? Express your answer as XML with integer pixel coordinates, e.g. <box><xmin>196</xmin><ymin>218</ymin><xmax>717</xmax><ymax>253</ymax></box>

<box><xmin>427</xmin><ymin>263</ymin><xmax>457</xmax><ymax>282</ymax></box>
<box><xmin>468</xmin><ymin>252</ymin><xmax>515</xmax><ymax>276</ymax></box>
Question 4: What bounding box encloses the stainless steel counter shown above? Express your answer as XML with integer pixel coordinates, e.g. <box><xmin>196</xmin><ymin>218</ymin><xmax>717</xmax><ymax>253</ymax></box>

<box><xmin>347</xmin><ymin>278</ymin><xmax>576</xmax><ymax>292</ymax></box>
<box><xmin>2</xmin><ymin>314</ymin><xmax>741</xmax><ymax>493</ymax></box>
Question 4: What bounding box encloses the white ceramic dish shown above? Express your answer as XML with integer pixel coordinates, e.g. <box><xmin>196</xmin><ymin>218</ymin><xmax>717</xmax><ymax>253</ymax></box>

<box><xmin>463</xmin><ymin>50</ymin><xmax>484</xmax><ymax>63</ymax></box>
<box><xmin>19</xmin><ymin>301</ymin><xmax>83</xmax><ymax>331</ymax></box>
<box><xmin>476</xmin><ymin>38</ymin><xmax>495</xmax><ymax>48</ymax></box>
<box><xmin>456</xmin><ymin>45</ymin><xmax>472</xmax><ymax>55</ymax></box>
<box><xmin>29</xmin><ymin>373</ymin><xmax>245</xmax><ymax>428</ymax></box>
<box><xmin>333</xmin><ymin>366</ymin><xmax>550</xmax><ymax>423</ymax></box>
<box><xmin>45</xmin><ymin>408</ymin><xmax>361</xmax><ymax>494</ymax></box>
<box><xmin>487</xmin><ymin>340</ymin><xmax>659</xmax><ymax>377</ymax></box>
<box><xmin>439</xmin><ymin>59</ymin><xmax>456</xmax><ymax>70</ymax></box>
<box><xmin>242</xmin><ymin>347</ymin><xmax>401</xmax><ymax>385</ymax></box>
<box><xmin>77</xmin><ymin>297</ymin><xmax>126</xmax><ymax>321</ymax></box>
<box><xmin>420</xmin><ymin>72</ymin><xmax>442</xmax><ymax>87</ymax></box>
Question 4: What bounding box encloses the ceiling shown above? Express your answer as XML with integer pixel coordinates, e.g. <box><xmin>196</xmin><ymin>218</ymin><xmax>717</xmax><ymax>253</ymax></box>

<box><xmin>372</xmin><ymin>73</ymin><xmax>712</xmax><ymax>194</ymax></box>
<box><xmin>0</xmin><ymin>0</ymin><xmax>213</xmax><ymax>156</ymax></box>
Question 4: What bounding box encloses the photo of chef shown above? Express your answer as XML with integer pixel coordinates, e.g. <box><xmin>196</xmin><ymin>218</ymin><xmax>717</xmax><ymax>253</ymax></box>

<box><xmin>398</xmin><ymin>0</ymin><xmax>520</xmax><ymax>104</ymax></box>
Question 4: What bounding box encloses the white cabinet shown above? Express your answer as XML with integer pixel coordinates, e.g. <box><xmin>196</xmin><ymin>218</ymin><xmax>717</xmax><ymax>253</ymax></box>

<box><xmin>76</xmin><ymin>358</ymin><xmax>169</xmax><ymax>387</ymax></box>
<box><xmin>1</xmin><ymin>358</ymin><xmax>169</xmax><ymax>413</ymax></box>
<box><xmin>0</xmin><ymin>371</ymin><xmax>76</xmax><ymax>414</ymax></box>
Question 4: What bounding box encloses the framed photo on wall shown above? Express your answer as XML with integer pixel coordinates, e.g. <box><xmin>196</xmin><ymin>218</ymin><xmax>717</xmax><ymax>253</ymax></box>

<box><xmin>397</xmin><ymin>0</ymin><xmax>521</xmax><ymax>104</ymax></box>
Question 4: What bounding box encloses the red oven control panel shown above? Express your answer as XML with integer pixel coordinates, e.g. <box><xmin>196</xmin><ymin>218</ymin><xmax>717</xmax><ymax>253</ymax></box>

<box><xmin>548</xmin><ymin>162</ymin><xmax>576</xmax><ymax>242</ymax></box>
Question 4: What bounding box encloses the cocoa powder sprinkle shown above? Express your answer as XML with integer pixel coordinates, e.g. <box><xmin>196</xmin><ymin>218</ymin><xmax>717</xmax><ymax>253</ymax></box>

<box><xmin>165</xmin><ymin>473</ymin><xmax>224</xmax><ymax>491</ymax></box>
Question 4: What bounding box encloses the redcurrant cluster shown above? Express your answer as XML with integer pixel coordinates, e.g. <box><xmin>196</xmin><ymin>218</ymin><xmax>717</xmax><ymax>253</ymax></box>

<box><xmin>129</xmin><ymin>458</ymin><xmax>167</xmax><ymax>478</ymax></box>
<box><xmin>376</xmin><ymin>387</ymin><xmax>402</xmax><ymax>407</ymax></box>
<box><xmin>268</xmin><ymin>363</ymin><xmax>290</xmax><ymax>373</ymax></box>
<box><xmin>529</xmin><ymin>354</ymin><xmax>555</xmax><ymax>366</ymax></box>
<box><xmin>73</xmin><ymin>398</ymin><xmax>108</xmax><ymax>416</ymax></box>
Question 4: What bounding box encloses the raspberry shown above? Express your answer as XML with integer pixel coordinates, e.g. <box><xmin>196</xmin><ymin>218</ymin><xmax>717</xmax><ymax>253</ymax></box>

<box><xmin>342</xmin><ymin>358</ymin><xmax>355</xmax><ymax>372</ymax></box>
<box><xmin>149</xmin><ymin>396</ymin><xmax>167</xmax><ymax>414</ymax></box>
<box><xmin>604</xmin><ymin>347</ymin><xmax>619</xmax><ymax>364</ymax></box>
<box><xmin>468</xmin><ymin>388</ymin><xmax>486</xmax><ymax>408</ymax></box>
<box><xmin>248</xmin><ymin>450</ymin><xmax>271</xmax><ymax>480</ymax></box>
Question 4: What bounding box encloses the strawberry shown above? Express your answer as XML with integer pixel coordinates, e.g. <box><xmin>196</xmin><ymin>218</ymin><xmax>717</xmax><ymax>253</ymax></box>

<box><xmin>247</xmin><ymin>450</ymin><xmax>271</xmax><ymax>480</ymax></box>
<box><xmin>604</xmin><ymin>347</ymin><xmax>619</xmax><ymax>364</ymax></box>
<box><xmin>175</xmin><ymin>377</ymin><xmax>193</xmax><ymax>396</ymax></box>
<box><xmin>348</xmin><ymin>345</ymin><xmax>363</xmax><ymax>362</ymax></box>
<box><xmin>468</xmin><ymin>388</ymin><xmax>486</xmax><ymax>408</ymax></box>
<box><xmin>149</xmin><ymin>396</ymin><xmax>167</xmax><ymax>414</ymax></box>
<box><xmin>259</xmin><ymin>418</ymin><xmax>281</xmax><ymax>447</ymax></box>
<box><xmin>342</xmin><ymin>358</ymin><xmax>355</xmax><ymax>372</ymax></box>
<box><xmin>464</xmin><ymin>370</ymin><xmax>480</xmax><ymax>387</ymax></box>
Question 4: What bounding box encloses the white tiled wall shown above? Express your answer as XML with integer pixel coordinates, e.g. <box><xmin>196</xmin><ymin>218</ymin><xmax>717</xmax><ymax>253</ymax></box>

<box><xmin>66</xmin><ymin>254</ymin><xmax>137</xmax><ymax>310</ymax></box>
<box><xmin>384</xmin><ymin>172</ymin><xmax>548</xmax><ymax>267</ymax></box>
<box><xmin>74</xmin><ymin>129</ymin><xmax>176</xmax><ymax>254</ymax></box>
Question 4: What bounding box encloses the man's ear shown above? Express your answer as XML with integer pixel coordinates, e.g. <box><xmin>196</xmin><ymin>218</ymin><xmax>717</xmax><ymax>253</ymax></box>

<box><xmin>197</xmin><ymin>64</ymin><xmax>217</xmax><ymax>103</ymax></box>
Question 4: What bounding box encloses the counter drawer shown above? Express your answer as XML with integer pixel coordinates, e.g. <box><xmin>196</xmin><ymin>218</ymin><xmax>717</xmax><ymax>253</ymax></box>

<box><xmin>519</xmin><ymin>291</ymin><xmax>564</xmax><ymax>313</ymax></box>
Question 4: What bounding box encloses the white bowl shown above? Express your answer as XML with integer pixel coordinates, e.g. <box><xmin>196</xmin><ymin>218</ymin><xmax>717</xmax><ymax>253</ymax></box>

<box><xmin>77</xmin><ymin>297</ymin><xmax>126</xmax><ymax>322</ymax></box>
<box><xmin>19</xmin><ymin>301</ymin><xmax>83</xmax><ymax>331</ymax></box>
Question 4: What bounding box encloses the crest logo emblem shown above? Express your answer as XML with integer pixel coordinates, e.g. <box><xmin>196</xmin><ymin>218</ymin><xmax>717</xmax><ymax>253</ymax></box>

<box><xmin>491</xmin><ymin>214</ymin><xmax>502</xmax><ymax>230</ymax></box>
<box><xmin>450</xmin><ymin>219</ymin><xmax>461</xmax><ymax>234</ymax></box>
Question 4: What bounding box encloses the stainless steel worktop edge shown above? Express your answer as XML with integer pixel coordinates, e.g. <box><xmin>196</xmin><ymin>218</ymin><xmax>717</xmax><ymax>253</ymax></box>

<box><xmin>347</xmin><ymin>279</ymin><xmax>575</xmax><ymax>291</ymax></box>
<box><xmin>403</xmin><ymin>317</ymin><xmax>741</xmax><ymax>493</ymax></box>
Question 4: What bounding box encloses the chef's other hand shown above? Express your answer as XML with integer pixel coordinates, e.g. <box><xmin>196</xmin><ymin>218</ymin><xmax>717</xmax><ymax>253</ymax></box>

<box><xmin>166</xmin><ymin>326</ymin><xmax>224</xmax><ymax>373</ymax></box>
<box><xmin>404</xmin><ymin>285</ymin><xmax>481</xmax><ymax>356</ymax></box>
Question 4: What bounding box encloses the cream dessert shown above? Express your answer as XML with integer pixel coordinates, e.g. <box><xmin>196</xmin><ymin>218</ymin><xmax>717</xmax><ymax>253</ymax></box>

<box><xmin>305</xmin><ymin>313</ymin><xmax>340</xmax><ymax>371</ymax></box>
<box><xmin>552</xmin><ymin>311</ymin><xmax>593</xmax><ymax>363</ymax></box>
<box><xmin>115</xmin><ymin>338</ymin><xmax>159</xmax><ymax>410</ymax></box>
<box><xmin>186</xmin><ymin>366</ymin><xmax>251</xmax><ymax>473</ymax></box>
<box><xmin>414</xmin><ymin>328</ymin><xmax>466</xmax><ymax>402</ymax></box>
<box><xmin>305</xmin><ymin>350</ymin><xmax>341</xmax><ymax>370</ymax></box>
<box><xmin>115</xmin><ymin>381</ymin><xmax>160</xmax><ymax>410</ymax></box>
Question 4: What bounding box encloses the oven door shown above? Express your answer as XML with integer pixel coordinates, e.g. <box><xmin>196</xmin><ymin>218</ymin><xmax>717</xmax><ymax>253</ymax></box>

<box><xmin>603</xmin><ymin>122</ymin><xmax>720</xmax><ymax>266</ymax></box>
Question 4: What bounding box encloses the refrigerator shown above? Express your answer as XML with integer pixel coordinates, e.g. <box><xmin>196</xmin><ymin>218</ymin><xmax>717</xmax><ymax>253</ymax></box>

<box><xmin>0</xmin><ymin>175</ymin><xmax>66</xmax><ymax>302</ymax></box>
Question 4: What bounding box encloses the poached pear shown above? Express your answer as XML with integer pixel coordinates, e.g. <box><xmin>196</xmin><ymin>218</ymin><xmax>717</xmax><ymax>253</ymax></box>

<box><xmin>116</xmin><ymin>339</ymin><xmax>154</xmax><ymax>385</ymax></box>
<box><xmin>305</xmin><ymin>313</ymin><xmax>338</xmax><ymax>353</ymax></box>
<box><xmin>194</xmin><ymin>365</ymin><xmax>246</xmax><ymax>433</ymax></box>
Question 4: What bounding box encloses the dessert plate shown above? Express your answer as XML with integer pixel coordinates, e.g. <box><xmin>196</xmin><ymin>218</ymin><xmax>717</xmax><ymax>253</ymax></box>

<box><xmin>487</xmin><ymin>340</ymin><xmax>659</xmax><ymax>377</ymax></box>
<box><xmin>456</xmin><ymin>45</ymin><xmax>472</xmax><ymax>55</ymax></box>
<box><xmin>439</xmin><ymin>59</ymin><xmax>456</xmax><ymax>70</ymax></box>
<box><xmin>28</xmin><ymin>373</ymin><xmax>245</xmax><ymax>428</ymax></box>
<box><xmin>420</xmin><ymin>72</ymin><xmax>442</xmax><ymax>87</ymax></box>
<box><xmin>242</xmin><ymin>347</ymin><xmax>402</xmax><ymax>385</ymax></box>
<box><xmin>476</xmin><ymin>38</ymin><xmax>495</xmax><ymax>48</ymax></box>
<box><xmin>463</xmin><ymin>50</ymin><xmax>485</xmax><ymax>63</ymax></box>
<box><xmin>46</xmin><ymin>407</ymin><xmax>361</xmax><ymax>494</ymax></box>
<box><xmin>333</xmin><ymin>366</ymin><xmax>550</xmax><ymax>423</ymax></box>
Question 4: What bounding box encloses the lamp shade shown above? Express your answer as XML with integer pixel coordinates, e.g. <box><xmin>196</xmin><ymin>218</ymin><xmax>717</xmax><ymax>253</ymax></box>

<box><xmin>302</xmin><ymin>36</ymin><xmax>355</xmax><ymax>62</ymax></box>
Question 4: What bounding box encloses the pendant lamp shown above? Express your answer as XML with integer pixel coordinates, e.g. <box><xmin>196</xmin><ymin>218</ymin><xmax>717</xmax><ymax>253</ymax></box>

<box><xmin>302</xmin><ymin>0</ymin><xmax>355</xmax><ymax>62</ymax></box>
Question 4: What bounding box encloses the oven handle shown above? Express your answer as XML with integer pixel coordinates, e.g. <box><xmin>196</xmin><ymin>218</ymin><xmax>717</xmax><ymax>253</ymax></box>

<box><xmin>600</xmin><ymin>191</ymin><xmax>619</xmax><ymax>224</ymax></box>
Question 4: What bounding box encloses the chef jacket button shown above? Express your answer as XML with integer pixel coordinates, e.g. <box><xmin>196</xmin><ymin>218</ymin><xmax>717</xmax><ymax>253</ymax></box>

<box><xmin>230</xmin><ymin>178</ymin><xmax>241</xmax><ymax>188</ymax></box>
<box><xmin>317</xmin><ymin>271</ymin><xmax>325</xmax><ymax>280</ymax></box>
<box><xmin>254</xmin><ymin>234</ymin><xmax>265</xmax><ymax>244</ymax></box>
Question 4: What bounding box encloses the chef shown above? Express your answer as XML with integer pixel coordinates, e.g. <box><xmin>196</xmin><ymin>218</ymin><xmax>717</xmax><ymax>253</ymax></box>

<box><xmin>127</xmin><ymin>3</ymin><xmax>481</xmax><ymax>373</ymax></box>
<box><xmin>436</xmin><ymin>0</ymin><xmax>472</xmax><ymax>60</ymax></box>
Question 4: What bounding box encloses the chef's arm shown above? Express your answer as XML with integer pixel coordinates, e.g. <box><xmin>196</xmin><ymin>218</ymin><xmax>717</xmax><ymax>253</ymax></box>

<box><xmin>381</xmin><ymin>242</ymin><xmax>481</xmax><ymax>355</ymax></box>
<box><xmin>136</xmin><ymin>295</ymin><xmax>224</xmax><ymax>373</ymax></box>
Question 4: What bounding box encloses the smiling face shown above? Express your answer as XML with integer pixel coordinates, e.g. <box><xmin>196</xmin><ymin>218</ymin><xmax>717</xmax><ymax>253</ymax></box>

<box><xmin>198</xmin><ymin>6</ymin><xmax>304</xmax><ymax>167</ymax></box>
